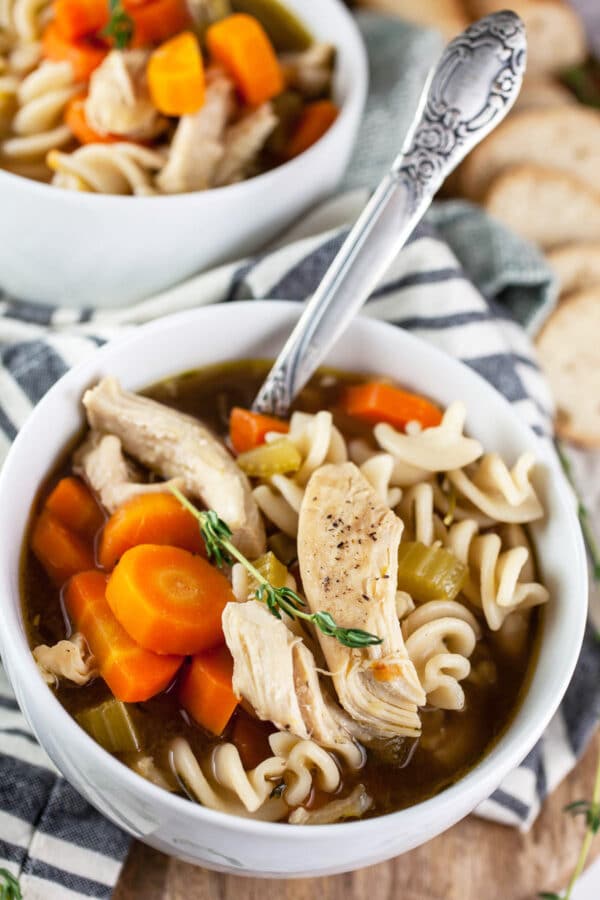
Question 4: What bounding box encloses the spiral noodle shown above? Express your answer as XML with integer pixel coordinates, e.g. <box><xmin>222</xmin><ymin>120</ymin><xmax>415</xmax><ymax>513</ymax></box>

<box><xmin>447</xmin><ymin>452</ymin><xmax>544</xmax><ymax>524</ymax></box>
<box><xmin>373</xmin><ymin>402</ymin><xmax>483</xmax><ymax>486</ymax></box>
<box><xmin>0</xmin><ymin>0</ymin><xmax>50</xmax><ymax>43</ymax></box>
<box><xmin>394</xmin><ymin>482</ymin><xmax>548</xmax><ymax>631</ymax></box>
<box><xmin>1</xmin><ymin>60</ymin><xmax>78</xmax><ymax>162</ymax></box>
<box><xmin>253</xmin><ymin>411</ymin><xmax>403</xmax><ymax>537</ymax></box>
<box><xmin>445</xmin><ymin>519</ymin><xmax>549</xmax><ymax>631</ymax></box>
<box><xmin>48</xmin><ymin>142</ymin><xmax>166</xmax><ymax>194</ymax></box>
<box><xmin>170</xmin><ymin>731</ymin><xmax>341</xmax><ymax>822</ymax></box>
<box><xmin>401</xmin><ymin>601</ymin><xmax>480</xmax><ymax>710</ymax></box>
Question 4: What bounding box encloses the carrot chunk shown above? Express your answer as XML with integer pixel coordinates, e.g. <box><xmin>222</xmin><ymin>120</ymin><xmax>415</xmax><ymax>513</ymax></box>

<box><xmin>179</xmin><ymin>645</ymin><xmax>238</xmax><ymax>735</ymax></box>
<box><xmin>342</xmin><ymin>382</ymin><xmax>443</xmax><ymax>431</ymax></box>
<box><xmin>229</xmin><ymin>407</ymin><xmax>288</xmax><ymax>454</ymax></box>
<box><xmin>53</xmin><ymin>0</ymin><xmax>109</xmax><ymax>40</ymax></box>
<box><xmin>65</xmin><ymin>570</ymin><xmax>183</xmax><ymax>702</ymax></box>
<box><xmin>42</xmin><ymin>22</ymin><xmax>108</xmax><ymax>81</ymax></box>
<box><xmin>45</xmin><ymin>476</ymin><xmax>105</xmax><ymax>541</ymax></box>
<box><xmin>106</xmin><ymin>544</ymin><xmax>233</xmax><ymax>655</ymax></box>
<box><xmin>283</xmin><ymin>99</ymin><xmax>338</xmax><ymax>160</ymax></box>
<box><xmin>206</xmin><ymin>13</ymin><xmax>284</xmax><ymax>105</ymax></box>
<box><xmin>31</xmin><ymin>510</ymin><xmax>95</xmax><ymax>586</ymax></box>
<box><xmin>127</xmin><ymin>0</ymin><xmax>191</xmax><ymax>48</ymax></box>
<box><xmin>147</xmin><ymin>31</ymin><xmax>205</xmax><ymax>116</ymax></box>
<box><xmin>98</xmin><ymin>492</ymin><xmax>205</xmax><ymax>570</ymax></box>
<box><xmin>64</xmin><ymin>96</ymin><xmax>120</xmax><ymax>144</ymax></box>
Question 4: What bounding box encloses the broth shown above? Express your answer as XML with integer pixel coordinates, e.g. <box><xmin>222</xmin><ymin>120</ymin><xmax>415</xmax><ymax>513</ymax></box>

<box><xmin>21</xmin><ymin>360</ymin><xmax>540</xmax><ymax>819</ymax></box>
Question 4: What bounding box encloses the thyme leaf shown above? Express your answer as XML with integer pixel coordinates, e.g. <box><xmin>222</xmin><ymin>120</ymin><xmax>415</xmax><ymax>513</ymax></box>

<box><xmin>539</xmin><ymin>733</ymin><xmax>600</xmax><ymax>900</ymax></box>
<box><xmin>103</xmin><ymin>0</ymin><xmax>134</xmax><ymax>49</ymax></box>
<box><xmin>169</xmin><ymin>486</ymin><xmax>383</xmax><ymax>650</ymax></box>
<box><xmin>555</xmin><ymin>439</ymin><xmax>600</xmax><ymax>582</ymax></box>
<box><xmin>0</xmin><ymin>869</ymin><xmax>22</xmax><ymax>900</ymax></box>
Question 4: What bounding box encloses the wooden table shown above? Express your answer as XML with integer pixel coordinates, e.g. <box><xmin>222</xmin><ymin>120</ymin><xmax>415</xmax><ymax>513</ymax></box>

<box><xmin>114</xmin><ymin>731</ymin><xmax>600</xmax><ymax>900</ymax></box>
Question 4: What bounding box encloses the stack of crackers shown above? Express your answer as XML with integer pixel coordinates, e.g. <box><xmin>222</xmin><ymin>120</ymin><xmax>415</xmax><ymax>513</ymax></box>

<box><xmin>360</xmin><ymin>0</ymin><xmax>600</xmax><ymax>448</ymax></box>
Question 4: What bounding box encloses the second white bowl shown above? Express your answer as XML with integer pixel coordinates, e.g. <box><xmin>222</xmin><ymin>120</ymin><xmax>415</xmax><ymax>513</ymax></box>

<box><xmin>0</xmin><ymin>0</ymin><xmax>367</xmax><ymax>309</ymax></box>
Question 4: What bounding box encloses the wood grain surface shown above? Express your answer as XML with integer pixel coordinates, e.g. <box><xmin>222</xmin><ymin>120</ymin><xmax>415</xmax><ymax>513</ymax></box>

<box><xmin>114</xmin><ymin>731</ymin><xmax>600</xmax><ymax>900</ymax></box>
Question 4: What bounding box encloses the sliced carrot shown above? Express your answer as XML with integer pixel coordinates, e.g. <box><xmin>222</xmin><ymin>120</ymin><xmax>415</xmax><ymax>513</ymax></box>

<box><xmin>98</xmin><ymin>492</ymin><xmax>205</xmax><ymax>570</ymax></box>
<box><xmin>229</xmin><ymin>407</ymin><xmax>288</xmax><ymax>454</ymax></box>
<box><xmin>64</xmin><ymin>96</ymin><xmax>120</xmax><ymax>144</ymax></box>
<box><xmin>206</xmin><ymin>13</ymin><xmax>284</xmax><ymax>105</ymax></box>
<box><xmin>42</xmin><ymin>22</ymin><xmax>108</xmax><ymax>81</ymax></box>
<box><xmin>230</xmin><ymin>710</ymin><xmax>273</xmax><ymax>769</ymax></box>
<box><xmin>31</xmin><ymin>510</ymin><xmax>95</xmax><ymax>586</ymax></box>
<box><xmin>179</xmin><ymin>645</ymin><xmax>238</xmax><ymax>735</ymax></box>
<box><xmin>147</xmin><ymin>31</ymin><xmax>205</xmax><ymax>116</ymax></box>
<box><xmin>65</xmin><ymin>570</ymin><xmax>183</xmax><ymax>702</ymax></box>
<box><xmin>127</xmin><ymin>0</ymin><xmax>191</xmax><ymax>48</ymax></box>
<box><xmin>342</xmin><ymin>382</ymin><xmax>443</xmax><ymax>431</ymax></box>
<box><xmin>106</xmin><ymin>544</ymin><xmax>233</xmax><ymax>655</ymax></box>
<box><xmin>45</xmin><ymin>476</ymin><xmax>105</xmax><ymax>541</ymax></box>
<box><xmin>283</xmin><ymin>99</ymin><xmax>338</xmax><ymax>160</ymax></box>
<box><xmin>52</xmin><ymin>0</ymin><xmax>109</xmax><ymax>40</ymax></box>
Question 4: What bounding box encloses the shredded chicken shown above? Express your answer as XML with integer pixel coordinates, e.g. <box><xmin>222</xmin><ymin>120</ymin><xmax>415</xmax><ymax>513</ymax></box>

<box><xmin>82</xmin><ymin>377</ymin><xmax>265</xmax><ymax>557</ymax></box>
<box><xmin>156</xmin><ymin>73</ymin><xmax>234</xmax><ymax>194</ymax></box>
<box><xmin>298</xmin><ymin>463</ymin><xmax>426</xmax><ymax>740</ymax></box>
<box><xmin>213</xmin><ymin>102</ymin><xmax>277</xmax><ymax>187</ymax></box>
<box><xmin>222</xmin><ymin>600</ymin><xmax>363</xmax><ymax>768</ymax></box>
<box><xmin>280</xmin><ymin>42</ymin><xmax>336</xmax><ymax>99</ymax></box>
<box><xmin>33</xmin><ymin>633</ymin><xmax>97</xmax><ymax>686</ymax></box>
<box><xmin>85</xmin><ymin>50</ymin><xmax>165</xmax><ymax>140</ymax></box>
<box><xmin>73</xmin><ymin>430</ymin><xmax>184</xmax><ymax>514</ymax></box>
<box><xmin>289</xmin><ymin>784</ymin><xmax>373</xmax><ymax>825</ymax></box>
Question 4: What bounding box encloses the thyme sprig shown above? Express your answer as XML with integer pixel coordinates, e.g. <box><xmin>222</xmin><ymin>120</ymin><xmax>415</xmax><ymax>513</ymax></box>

<box><xmin>555</xmin><ymin>439</ymin><xmax>600</xmax><ymax>581</ymax></box>
<box><xmin>103</xmin><ymin>0</ymin><xmax>134</xmax><ymax>49</ymax></box>
<box><xmin>0</xmin><ymin>869</ymin><xmax>22</xmax><ymax>900</ymax></box>
<box><xmin>538</xmin><ymin>744</ymin><xmax>600</xmax><ymax>900</ymax></box>
<box><xmin>538</xmin><ymin>442</ymin><xmax>600</xmax><ymax>899</ymax></box>
<box><xmin>169</xmin><ymin>487</ymin><xmax>383</xmax><ymax>650</ymax></box>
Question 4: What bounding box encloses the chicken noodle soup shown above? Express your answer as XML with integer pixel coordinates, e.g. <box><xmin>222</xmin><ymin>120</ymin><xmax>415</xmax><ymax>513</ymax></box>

<box><xmin>0</xmin><ymin>0</ymin><xmax>337</xmax><ymax>193</ymax></box>
<box><xmin>22</xmin><ymin>361</ymin><xmax>548</xmax><ymax>823</ymax></box>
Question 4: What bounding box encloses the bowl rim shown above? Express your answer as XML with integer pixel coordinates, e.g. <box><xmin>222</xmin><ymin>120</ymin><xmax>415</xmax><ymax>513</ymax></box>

<box><xmin>0</xmin><ymin>300</ymin><xmax>588</xmax><ymax>841</ymax></box>
<box><xmin>0</xmin><ymin>0</ymin><xmax>368</xmax><ymax>205</ymax></box>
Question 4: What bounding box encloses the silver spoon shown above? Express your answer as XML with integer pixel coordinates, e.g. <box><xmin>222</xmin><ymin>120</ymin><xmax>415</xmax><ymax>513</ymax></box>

<box><xmin>252</xmin><ymin>10</ymin><xmax>526</xmax><ymax>416</ymax></box>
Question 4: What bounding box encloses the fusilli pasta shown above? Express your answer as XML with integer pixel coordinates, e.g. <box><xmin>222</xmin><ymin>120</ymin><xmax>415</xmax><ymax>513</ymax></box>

<box><xmin>1</xmin><ymin>60</ymin><xmax>78</xmax><ymax>163</ymax></box>
<box><xmin>169</xmin><ymin>731</ymin><xmax>341</xmax><ymax>821</ymax></box>
<box><xmin>401</xmin><ymin>600</ymin><xmax>480</xmax><ymax>710</ymax></box>
<box><xmin>48</xmin><ymin>142</ymin><xmax>165</xmax><ymax>194</ymax></box>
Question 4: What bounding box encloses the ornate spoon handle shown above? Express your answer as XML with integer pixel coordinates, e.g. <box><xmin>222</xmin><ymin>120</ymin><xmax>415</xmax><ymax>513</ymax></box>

<box><xmin>253</xmin><ymin>11</ymin><xmax>526</xmax><ymax>416</ymax></box>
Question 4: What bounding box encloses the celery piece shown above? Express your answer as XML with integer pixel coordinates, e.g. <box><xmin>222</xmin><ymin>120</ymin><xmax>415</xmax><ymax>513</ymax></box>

<box><xmin>397</xmin><ymin>541</ymin><xmax>467</xmax><ymax>603</ymax></box>
<box><xmin>236</xmin><ymin>439</ymin><xmax>301</xmax><ymax>478</ymax></box>
<box><xmin>232</xmin><ymin>0</ymin><xmax>312</xmax><ymax>51</ymax></box>
<box><xmin>189</xmin><ymin>0</ymin><xmax>231</xmax><ymax>36</ymax></box>
<box><xmin>247</xmin><ymin>551</ymin><xmax>290</xmax><ymax>595</ymax></box>
<box><xmin>77</xmin><ymin>699</ymin><xmax>141</xmax><ymax>754</ymax></box>
<box><xmin>268</xmin><ymin>531</ymin><xmax>298</xmax><ymax>566</ymax></box>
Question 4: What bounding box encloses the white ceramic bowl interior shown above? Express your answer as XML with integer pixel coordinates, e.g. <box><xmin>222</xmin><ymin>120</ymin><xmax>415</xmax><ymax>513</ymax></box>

<box><xmin>0</xmin><ymin>0</ymin><xmax>367</xmax><ymax>309</ymax></box>
<box><xmin>0</xmin><ymin>302</ymin><xmax>588</xmax><ymax>877</ymax></box>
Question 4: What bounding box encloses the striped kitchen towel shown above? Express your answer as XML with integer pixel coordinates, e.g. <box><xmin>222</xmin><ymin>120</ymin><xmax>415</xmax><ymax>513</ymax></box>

<box><xmin>1</xmin><ymin>11</ymin><xmax>599</xmax><ymax>900</ymax></box>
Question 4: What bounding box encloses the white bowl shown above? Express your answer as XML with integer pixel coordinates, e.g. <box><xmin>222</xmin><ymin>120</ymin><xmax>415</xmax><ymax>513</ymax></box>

<box><xmin>0</xmin><ymin>1</ymin><xmax>367</xmax><ymax>309</ymax></box>
<box><xmin>0</xmin><ymin>302</ymin><xmax>588</xmax><ymax>877</ymax></box>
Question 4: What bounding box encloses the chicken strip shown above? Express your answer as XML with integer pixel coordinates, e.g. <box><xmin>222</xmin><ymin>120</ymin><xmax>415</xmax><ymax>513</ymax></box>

<box><xmin>222</xmin><ymin>600</ymin><xmax>363</xmax><ymax>768</ymax></box>
<box><xmin>85</xmin><ymin>50</ymin><xmax>165</xmax><ymax>140</ymax></box>
<box><xmin>73</xmin><ymin>430</ymin><xmax>184</xmax><ymax>514</ymax></box>
<box><xmin>82</xmin><ymin>377</ymin><xmax>265</xmax><ymax>557</ymax></box>
<box><xmin>298</xmin><ymin>463</ymin><xmax>426</xmax><ymax>739</ymax></box>
<box><xmin>156</xmin><ymin>73</ymin><xmax>234</xmax><ymax>194</ymax></box>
